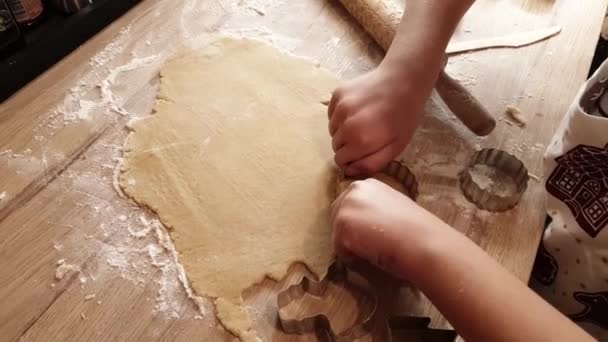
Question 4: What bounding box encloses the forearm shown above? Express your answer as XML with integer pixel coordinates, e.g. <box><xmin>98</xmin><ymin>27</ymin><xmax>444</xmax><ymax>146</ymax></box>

<box><xmin>405</xmin><ymin>225</ymin><xmax>593</xmax><ymax>342</ymax></box>
<box><xmin>382</xmin><ymin>0</ymin><xmax>475</xmax><ymax>87</ymax></box>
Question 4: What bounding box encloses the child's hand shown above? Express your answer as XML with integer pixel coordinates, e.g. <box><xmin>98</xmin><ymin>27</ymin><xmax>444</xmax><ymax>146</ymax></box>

<box><xmin>328</xmin><ymin>63</ymin><xmax>434</xmax><ymax>177</ymax></box>
<box><xmin>330</xmin><ymin>178</ymin><xmax>445</xmax><ymax>279</ymax></box>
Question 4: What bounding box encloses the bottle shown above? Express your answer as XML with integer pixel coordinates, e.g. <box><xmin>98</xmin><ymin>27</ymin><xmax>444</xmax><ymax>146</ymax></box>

<box><xmin>6</xmin><ymin>0</ymin><xmax>43</xmax><ymax>26</ymax></box>
<box><xmin>0</xmin><ymin>0</ymin><xmax>20</xmax><ymax>52</ymax></box>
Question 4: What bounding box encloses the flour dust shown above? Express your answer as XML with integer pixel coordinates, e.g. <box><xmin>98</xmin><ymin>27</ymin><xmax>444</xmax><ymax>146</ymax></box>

<box><xmin>468</xmin><ymin>164</ymin><xmax>518</xmax><ymax>198</ymax></box>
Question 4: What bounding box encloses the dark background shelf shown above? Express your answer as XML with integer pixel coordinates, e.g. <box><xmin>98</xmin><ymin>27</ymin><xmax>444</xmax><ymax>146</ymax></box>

<box><xmin>0</xmin><ymin>0</ymin><xmax>141</xmax><ymax>103</ymax></box>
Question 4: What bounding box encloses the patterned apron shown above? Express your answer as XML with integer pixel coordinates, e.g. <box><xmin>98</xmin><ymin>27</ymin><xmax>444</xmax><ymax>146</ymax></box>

<box><xmin>530</xmin><ymin>57</ymin><xmax>608</xmax><ymax>340</ymax></box>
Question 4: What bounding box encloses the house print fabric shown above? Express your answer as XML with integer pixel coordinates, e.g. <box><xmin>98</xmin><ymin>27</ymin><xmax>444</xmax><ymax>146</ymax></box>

<box><xmin>546</xmin><ymin>145</ymin><xmax>608</xmax><ymax>238</ymax></box>
<box><xmin>531</xmin><ymin>58</ymin><xmax>608</xmax><ymax>340</ymax></box>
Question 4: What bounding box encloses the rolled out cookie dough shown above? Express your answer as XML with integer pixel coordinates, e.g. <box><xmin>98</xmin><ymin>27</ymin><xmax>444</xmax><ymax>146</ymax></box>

<box><xmin>119</xmin><ymin>38</ymin><xmax>339</xmax><ymax>341</ymax></box>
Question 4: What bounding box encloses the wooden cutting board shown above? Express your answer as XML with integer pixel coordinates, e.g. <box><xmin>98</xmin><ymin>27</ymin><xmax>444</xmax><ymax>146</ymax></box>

<box><xmin>0</xmin><ymin>0</ymin><xmax>606</xmax><ymax>340</ymax></box>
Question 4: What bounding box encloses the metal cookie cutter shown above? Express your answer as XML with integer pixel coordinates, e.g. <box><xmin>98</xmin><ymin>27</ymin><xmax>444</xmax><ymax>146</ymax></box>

<box><xmin>460</xmin><ymin>148</ymin><xmax>529</xmax><ymax>212</ymax></box>
<box><xmin>277</xmin><ymin>261</ymin><xmax>378</xmax><ymax>341</ymax></box>
<box><xmin>387</xmin><ymin>316</ymin><xmax>457</xmax><ymax>342</ymax></box>
<box><xmin>384</xmin><ymin>160</ymin><xmax>419</xmax><ymax>201</ymax></box>
<box><xmin>336</xmin><ymin>161</ymin><xmax>419</xmax><ymax>201</ymax></box>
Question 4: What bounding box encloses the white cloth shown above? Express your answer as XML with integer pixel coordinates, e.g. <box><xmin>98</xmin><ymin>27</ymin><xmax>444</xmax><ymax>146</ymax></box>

<box><xmin>530</xmin><ymin>58</ymin><xmax>608</xmax><ymax>340</ymax></box>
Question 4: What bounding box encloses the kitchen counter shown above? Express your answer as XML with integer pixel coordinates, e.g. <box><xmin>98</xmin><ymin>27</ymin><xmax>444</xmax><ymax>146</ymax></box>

<box><xmin>0</xmin><ymin>0</ymin><xmax>606</xmax><ymax>340</ymax></box>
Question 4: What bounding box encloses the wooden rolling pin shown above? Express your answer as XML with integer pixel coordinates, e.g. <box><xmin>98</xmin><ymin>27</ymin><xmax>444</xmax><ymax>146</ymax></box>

<box><xmin>337</xmin><ymin>0</ymin><xmax>496</xmax><ymax>136</ymax></box>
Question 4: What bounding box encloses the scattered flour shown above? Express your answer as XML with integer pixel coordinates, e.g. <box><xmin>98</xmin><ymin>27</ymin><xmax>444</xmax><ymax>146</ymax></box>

<box><xmin>505</xmin><ymin>105</ymin><xmax>527</xmax><ymax>127</ymax></box>
<box><xmin>99</xmin><ymin>55</ymin><xmax>160</xmax><ymax>116</ymax></box>
<box><xmin>128</xmin><ymin>216</ymin><xmax>155</xmax><ymax>238</ymax></box>
<box><xmin>55</xmin><ymin>263</ymin><xmax>79</xmax><ymax>280</ymax></box>
<box><xmin>0</xmin><ymin>191</ymin><xmax>6</xmax><ymax>201</ymax></box>
<box><xmin>90</xmin><ymin>26</ymin><xmax>132</xmax><ymax>67</ymax></box>
<box><xmin>528</xmin><ymin>172</ymin><xmax>541</xmax><ymax>182</ymax></box>
<box><xmin>102</xmin><ymin>244</ymin><xmax>130</xmax><ymax>269</ymax></box>
<box><xmin>468</xmin><ymin>164</ymin><xmax>518</xmax><ymax>198</ymax></box>
<box><xmin>220</xmin><ymin>26</ymin><xmax>300</xmax><ymax>52</ymax></box>
<box><xmin>58</xmin><ymin>149</ymin><xmax>207</xmax><ymax>318</ymax></box>
<box><xmin>75</xmin><ymin>102</ymin><xmax>95</xmax><ymax>121</ymax></box>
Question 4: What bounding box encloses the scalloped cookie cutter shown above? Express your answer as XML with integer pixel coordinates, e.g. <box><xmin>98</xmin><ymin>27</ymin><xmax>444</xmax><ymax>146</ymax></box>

<box><xmin>460</xmin><ymin>148</ymin><xmax>529</xmax><ymax>212</ymax></box>
<box><xmin>384</xmin><ymin>160</ymin><xmax>418</xmax><ymax>200</ymax></box>
<box><xmin>336</xmin><ymin>161</ymin><xmax>419</xmax><ymax>201</ymax></box>
<box><xmin>276</xmin><ymin>261</ymin><xmax>378</xmax><ymax>341</ymax></box>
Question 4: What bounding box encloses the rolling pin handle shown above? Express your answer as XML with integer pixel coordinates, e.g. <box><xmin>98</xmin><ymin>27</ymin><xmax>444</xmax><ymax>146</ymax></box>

<box><xmin>337</xmin><ymin>0</ymin><xmax>496</xmax><ymax>136</ymax></box>
<box><xmin>435</xmin><ymin>69</ymin><xmax>496</xmax><ymax>136</ymax></box>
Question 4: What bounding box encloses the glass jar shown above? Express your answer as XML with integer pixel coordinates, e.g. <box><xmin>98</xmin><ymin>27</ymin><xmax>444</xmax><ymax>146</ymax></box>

<box><xmin>6</xmin><ymin>0</ymin><xmax>43</xmax><ymax>26</ymax></box>
<box><xmin>0</xmin><ymin>0</ymin><xmax>20</xmax><ymax>52</ymax></box>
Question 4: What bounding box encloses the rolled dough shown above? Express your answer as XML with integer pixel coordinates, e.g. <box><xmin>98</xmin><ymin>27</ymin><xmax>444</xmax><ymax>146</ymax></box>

<box><xmin>119</xmin><ymin>38</ymin><xmax>339</xmax><ymax>341</ymax></box>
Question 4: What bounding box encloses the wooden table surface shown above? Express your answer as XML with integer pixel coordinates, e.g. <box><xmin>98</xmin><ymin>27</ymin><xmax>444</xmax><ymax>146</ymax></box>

<box><xmin>1</xmin><ymin>0</ymin><xmax>606</xmax><ymax>341</ymax></box>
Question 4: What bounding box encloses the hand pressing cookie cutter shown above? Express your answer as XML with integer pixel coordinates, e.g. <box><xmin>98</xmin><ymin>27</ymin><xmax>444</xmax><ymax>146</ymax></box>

<box><xmin>384</xmin><ymin>160</ymin><xmax>419</xmax><ymax>201</ymax></box>
<box><xmin>277</xmin><ymin>261</ymin><xmax>378</xmax><ymax>341</ymax></box>
<box><xmin>337</xmin><ymin>161</ymin><xmax>419</xmax><ymax>201</ymax></box>
<box><xmin>459</xmin><ymin>148</ymin><xmax>529</xmax><ymax>212</ymax></box>
<box><xmin>387</xmin><ymin>316</ymin><xmax>457</xmax><ymax>342</ymax></box>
